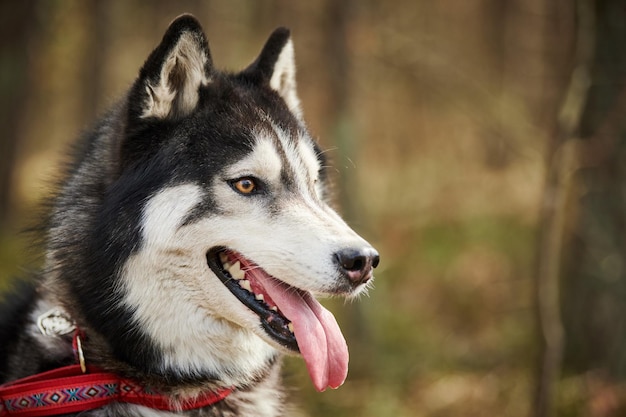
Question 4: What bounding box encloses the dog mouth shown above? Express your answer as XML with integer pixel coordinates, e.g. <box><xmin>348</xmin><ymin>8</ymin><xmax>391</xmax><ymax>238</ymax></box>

<box><xmin>206</xmin><ymin>247</ymin><xmax>349</xmax><ymax>391</ymax></box>
<box><xmin>206</xmin><ymin>247</ymin><xmax>298</xmax><ymax>352</ymax></box>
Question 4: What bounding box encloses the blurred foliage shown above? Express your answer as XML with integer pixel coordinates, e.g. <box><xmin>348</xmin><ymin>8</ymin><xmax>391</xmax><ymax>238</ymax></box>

<box><xmin>1</xmin><ymin>0</ymin><xmax>626</xmax><ymax>416</ymax></box>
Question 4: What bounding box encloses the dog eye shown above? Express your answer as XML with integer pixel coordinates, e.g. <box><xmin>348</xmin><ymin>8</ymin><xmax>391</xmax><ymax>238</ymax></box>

<box><xmin>231</xmin><ymin>177</ymin><xmax>258</xmax><ymax>195</ymax></box>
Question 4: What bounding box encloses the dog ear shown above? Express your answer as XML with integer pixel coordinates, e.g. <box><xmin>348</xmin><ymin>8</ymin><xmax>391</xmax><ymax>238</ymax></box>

<box><xmin>129</xmin><ymin>14</ymin><xmax>212</xmax><ymax>120</ymax></box>
<box><xmin>246</xmin><ymin>28</ymin><xmax>302</xmax><ymax>118</ymax></box>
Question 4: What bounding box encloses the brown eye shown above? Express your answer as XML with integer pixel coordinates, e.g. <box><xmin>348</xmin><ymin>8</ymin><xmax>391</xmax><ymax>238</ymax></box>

<box><xmin>232</xmin><ymin>177</ymin><xmax>257</xmax><ymax>195</ymax></box>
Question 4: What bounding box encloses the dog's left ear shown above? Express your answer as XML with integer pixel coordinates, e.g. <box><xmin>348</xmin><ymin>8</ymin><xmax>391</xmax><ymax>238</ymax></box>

<box><xmin>246</xmin><ymin>28</ymin><xmax>302</xmax><ymax>119</ymax></box>
<box><xmin>129</xmin><ymin>14</ymin><xmax>212</xmax><ymax>121</ymax></box>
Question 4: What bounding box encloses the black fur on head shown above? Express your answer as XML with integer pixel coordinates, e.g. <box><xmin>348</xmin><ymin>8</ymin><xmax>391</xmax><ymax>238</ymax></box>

<box><xmin>120</xmin><ymin>15</ymin><xmax>302</xmax><ymax>173</ymax></box>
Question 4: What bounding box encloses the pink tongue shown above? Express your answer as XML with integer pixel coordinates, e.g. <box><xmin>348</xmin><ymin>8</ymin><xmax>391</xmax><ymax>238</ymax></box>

<box><xmin>249</xmin><ymin>270</ymin><xmax>349</xmax><ymax>391</ymax></box>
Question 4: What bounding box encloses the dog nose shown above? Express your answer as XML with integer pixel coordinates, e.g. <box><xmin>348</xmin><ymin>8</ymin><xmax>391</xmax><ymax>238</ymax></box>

<box><xmin>335</xmin><ymin>247</ymin><xmax>380</xmax><ymax>286</ymax></box>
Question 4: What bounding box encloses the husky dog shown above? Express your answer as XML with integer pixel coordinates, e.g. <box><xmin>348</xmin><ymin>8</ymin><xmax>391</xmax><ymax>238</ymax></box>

<box><xmin>0</xmin><ymin>15</ymin><xmax>379</xmax><ymax>417</ymax></box>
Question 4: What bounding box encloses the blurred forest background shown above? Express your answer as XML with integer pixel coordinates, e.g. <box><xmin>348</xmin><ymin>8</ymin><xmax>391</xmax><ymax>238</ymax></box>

<box><xmin>1</xmin><ymin>0</ymin><xmax>626</xmax><ymax>416</ymax></box>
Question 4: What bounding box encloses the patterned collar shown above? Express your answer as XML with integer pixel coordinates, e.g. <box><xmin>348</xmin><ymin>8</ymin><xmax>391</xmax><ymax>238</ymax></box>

<box><xmin>1</xmin><ymin>309</ymin><xmax>232</xmax><ymax>416</ymax></box>
<box><xmin>0</xmin><ymin>364</ymin><xmax>232</xmax><ymax>416</ymax></box>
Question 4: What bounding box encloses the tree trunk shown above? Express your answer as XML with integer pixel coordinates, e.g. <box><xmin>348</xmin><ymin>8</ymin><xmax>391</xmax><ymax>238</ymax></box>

<box><xmin>561</xmin><ymin>0</ymin><xmax>626</xmax><ymax>379</ymax></box>
<box><xmin>534</xmin><ymin>0</ymin><xmax>626</xmax><ymax>415</ymax></box>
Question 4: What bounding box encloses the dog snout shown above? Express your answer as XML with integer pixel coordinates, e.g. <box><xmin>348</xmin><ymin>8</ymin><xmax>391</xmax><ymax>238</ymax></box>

<box><xmin>335</xmin><ymin>247</ymin><xmax>380</xmax><ymax>287</ymax></box>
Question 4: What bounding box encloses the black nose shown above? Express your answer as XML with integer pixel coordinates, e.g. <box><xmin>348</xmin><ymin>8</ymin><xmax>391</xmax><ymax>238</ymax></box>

<box><xmin>335</xmin><ymin>248</ymin><xmax>380</xmax><ymax>287</ymax></box>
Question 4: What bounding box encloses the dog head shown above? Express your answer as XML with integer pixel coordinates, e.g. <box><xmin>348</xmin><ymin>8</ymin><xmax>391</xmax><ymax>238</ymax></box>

<box><xmin>49</xmin><ymin>15</ymin><xmax>378</xmax><ymax>392</ymax></box>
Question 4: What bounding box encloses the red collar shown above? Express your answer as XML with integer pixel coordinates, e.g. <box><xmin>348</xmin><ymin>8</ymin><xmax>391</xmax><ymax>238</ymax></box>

<box><xmin>2</xmin><ymin>313</ymin><xmax>233</xmax><ymax>416</ymax></box>
<box><xmin>0</xmin><ymin>364</ymin><xmax>232</xmax><ymax>416</ymax></box>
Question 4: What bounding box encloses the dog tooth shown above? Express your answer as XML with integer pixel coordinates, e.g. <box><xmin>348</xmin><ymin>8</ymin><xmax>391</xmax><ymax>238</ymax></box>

<box><xmin>287</xmin><ymin>323</ymin><xmax>294</xmax><ymax>333</ymax></box>
<box><xmin>270</xmin><ymin>306</ymin><xmax>278</xmax><ymax>312</ymax></box>
<box><xmin>240</xmin><ymin>279</ymin><xmax>252</xmax><ymax>292</ymax></box>
<box><xmin>255</xmin><ymin>294</ymin><xmax>264</xmax><ymax>301</ymax></box>
<box><xmin>228</xmin><ymin>261</ymin><xmax>245</xmax><ymax>280</ymax></box>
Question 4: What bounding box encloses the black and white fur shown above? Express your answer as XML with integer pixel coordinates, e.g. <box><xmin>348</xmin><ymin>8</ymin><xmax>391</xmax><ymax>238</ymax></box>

<box><xmin>0</xmin><ymin>15</ymin><xmax>378</xmax><ymax>417</ymax></box>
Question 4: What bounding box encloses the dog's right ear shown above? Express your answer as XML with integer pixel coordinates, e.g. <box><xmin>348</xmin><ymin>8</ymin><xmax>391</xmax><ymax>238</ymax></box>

<box><xmin>128</xmin><ymin>14</ymin><xmax>212</xmax><ymax>121</ymax></box>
